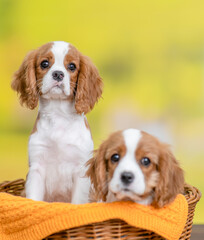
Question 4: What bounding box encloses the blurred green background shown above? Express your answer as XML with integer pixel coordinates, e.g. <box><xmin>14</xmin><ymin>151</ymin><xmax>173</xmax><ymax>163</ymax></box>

<box><xmin>0</xmin><ymin>0</ymin><xmax>203</xmax><ymax>223</ymax></box>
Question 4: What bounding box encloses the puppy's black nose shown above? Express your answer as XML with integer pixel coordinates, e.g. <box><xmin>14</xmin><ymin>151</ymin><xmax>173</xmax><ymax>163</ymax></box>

<box><xmin>121</xmin><ymin>172</ymin><xmax>134</xmax><ymax>185</ymax></box>
<box><xmin>52</xmin><ymin>71</ymin><xmax>64</xmax><ymax>81</ymax></box>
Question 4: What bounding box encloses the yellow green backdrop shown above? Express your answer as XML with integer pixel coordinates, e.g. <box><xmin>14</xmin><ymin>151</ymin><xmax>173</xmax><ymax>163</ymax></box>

<box><xmin>0</xmin><ymin>0</ymin><xmax>203</xmax><ymax>223</ymax></box>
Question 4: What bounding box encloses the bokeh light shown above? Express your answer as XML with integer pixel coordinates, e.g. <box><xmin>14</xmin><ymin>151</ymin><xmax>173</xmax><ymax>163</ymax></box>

<box><xmin>0</xmin><ymin>0</ymin><xmax>203</xmax><ymax>223</ymax></box>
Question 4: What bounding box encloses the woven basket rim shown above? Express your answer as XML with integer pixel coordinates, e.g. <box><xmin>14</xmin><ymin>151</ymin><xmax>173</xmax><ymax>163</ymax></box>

<box><xmin>0</xmin><ymin>179</ymin><xmax>202</xmax><ymax>240</ymax></box>
<box><xmin>0</xmin><ymin>179</ymin><xmax>201</xmax><ymax>201</ymax></box>
<box><xmin>184</xmin><ymin>183</ymin><xmax>201</xmax><ymax>204</ymax></box>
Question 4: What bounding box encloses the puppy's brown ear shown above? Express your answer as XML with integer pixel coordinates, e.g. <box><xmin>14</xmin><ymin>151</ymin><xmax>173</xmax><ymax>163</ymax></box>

<box><xmin>11</xmin><ymin>50</ymin><xmax>38</xmax><ymax>110</ymax></box>
<box><xmin>153</xmin><ymin>144</ymin><xmax>184</xmax><ymax>208</ymax></box>
<box><xmin>86</xmin><ymin>142</ymin><xmax>108</xmax><ymax>201</ymax></box>
<box><xmin>75</xmin><ymin>55</ymin><xmax>103</xmax><ymax>114</ymax></box>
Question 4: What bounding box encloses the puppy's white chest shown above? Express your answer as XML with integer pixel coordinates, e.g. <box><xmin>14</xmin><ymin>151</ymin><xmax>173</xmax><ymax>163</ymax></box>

<box><xmin>28</xmin><ymin>103</ymin><xmax>93</xmax><ymax>202</ymax></box>
<box><xmin>30</xmin><ymin>113</ymin><xmax>93</xmax><ymax>163</ymax></box>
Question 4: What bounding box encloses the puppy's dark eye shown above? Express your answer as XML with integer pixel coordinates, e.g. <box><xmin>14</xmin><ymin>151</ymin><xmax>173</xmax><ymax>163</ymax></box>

<box><xmin>111</xmin><ymin>154</ymin><xmax>120</xmax><ymax>163</ymax></box>
<box><xmin>67</xmin><ymin>63</ymin><xmax>76</xmax><ymax>72</ymax></box>
<box><xmin>40</xmin><ymin>60</ymin><xmax>49</xmax><ymax>69</ymax></box>
<box><xmin>140</xmin><ymin>157</ymin><xmax>151</xmax><ymax>167</ymax></box>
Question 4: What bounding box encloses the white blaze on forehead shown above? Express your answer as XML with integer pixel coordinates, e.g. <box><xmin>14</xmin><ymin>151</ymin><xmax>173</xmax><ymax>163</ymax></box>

<box><xmin>51</xmin><ymin>41</ymin><xmax>70</xmax><ymax>66</ymax></box>
<box><xmin>40</xmin><ymin>41</ymin><xmax>71</xmax><ymax>97</ymax></box>
<box><xmin>122</xmin><ymin>129</ymin><xmax>145</xmax><ymax>195</ymax></box>
<box><xmin>122</xmin><ymin>129</ymin><xmax>141</xmax><ymax>154</ymax></box>
<box><xmin>109</xmin><ymin>128</ymin><xmax>146</xmax><ymax>196</ymax></box>
<box><xmin>40</xmin><ymin>41</ymin><xmax>72</xmax><ymax>97</ymax></box>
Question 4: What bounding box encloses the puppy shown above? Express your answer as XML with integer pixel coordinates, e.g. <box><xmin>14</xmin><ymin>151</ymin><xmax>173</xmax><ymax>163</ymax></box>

<box><xmin>86</xmin><ymin>128</ymin><xmax>184</xmax><ymax>208</ymax></box>
<box><xmin>12</xmin><ymin>41</ymin><xmax>103</xmax><ymax>203</ymax></box>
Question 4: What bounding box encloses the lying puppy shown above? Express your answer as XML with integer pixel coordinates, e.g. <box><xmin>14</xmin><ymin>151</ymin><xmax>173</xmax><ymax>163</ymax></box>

<box><xmin>86</xmin><ymin>128</ymin><xmax>184</xmax><ymax>208</ymax></box>
<box><xmin>12</xmin><ymin>41</ymin><xmax>103</xmax><ymax>203</ymax></box>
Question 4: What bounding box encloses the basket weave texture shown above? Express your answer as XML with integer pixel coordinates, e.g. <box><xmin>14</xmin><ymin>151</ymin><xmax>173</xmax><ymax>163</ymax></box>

<box><xmin>0</xmin><ymin>179</ymin><xmax>201</xmax><ymax>240</ymax></box>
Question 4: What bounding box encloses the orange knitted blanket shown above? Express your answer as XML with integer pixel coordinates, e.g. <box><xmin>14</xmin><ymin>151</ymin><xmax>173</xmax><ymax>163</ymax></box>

<box><xmin>0</xmin><ymin>193</ymin><xmax>188</xmax><ymax>240</ymax></box>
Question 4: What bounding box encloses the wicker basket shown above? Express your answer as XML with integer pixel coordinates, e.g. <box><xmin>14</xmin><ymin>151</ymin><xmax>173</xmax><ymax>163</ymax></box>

<box><xmin>0</xmin><ymin>179</ymin><xmax>201</xmax><ymax>240</ymax></box>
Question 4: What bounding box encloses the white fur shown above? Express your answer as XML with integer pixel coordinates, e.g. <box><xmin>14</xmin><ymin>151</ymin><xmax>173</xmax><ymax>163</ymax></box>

<box><xmin>42</xmin><ymin>41</ymin><xmax>70</xmax><ymax>99</ymax></box>
<box><xmin>27</xmin><ymin>99</ymin><xmax>92</xmax><ymax>203</ymax></box>
<box><xmin>26</xmin><ymin>41</ymin><xmax>93</xmax><ymax>203</ymax></box>
<box><xmin>108</xmin><ymin>129</ymin><xmax>148</xmax><ymax>204</ymax></box>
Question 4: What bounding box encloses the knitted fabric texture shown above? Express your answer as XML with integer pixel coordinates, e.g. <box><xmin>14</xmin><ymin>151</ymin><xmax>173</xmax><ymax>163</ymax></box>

<box><xmin>0</xmin><ymin>193</ymin><xmax>188</xmax><ymax>240</ymax></box>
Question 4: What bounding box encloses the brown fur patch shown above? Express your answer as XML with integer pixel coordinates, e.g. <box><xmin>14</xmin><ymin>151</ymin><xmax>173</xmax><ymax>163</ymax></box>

<box><xmin>84</xmin><ymin>117</ymin><xmax>90</xmax><ymax>130</ymax></box>
<box><xmin>30</xmin><ymin>113</ymin><xmax>40</xmax><ymax>135</ymax></box>
<box><xmin>135</xmin><ymin>132</ymin><xmax>160</xmax><ymax>198</ymax></box>
<box><xmin>86</xmin><ymin>131</ymin><xmax>126</xmax><ymax>201</ymax></box>
<box><xmin>152</xmin><ymin>142</ymin><xmax>184</xmax><ymax>208</ymax></box>
<box><xmin>84</xmin><ymin>117</ymin><xmax>93</xmax><ymax>139</ymax></box>
<box><xmin>11</xmin><ymin>42</ymin><xmax>53</xmax><ymax>109</ymax></box>
<box><xmin>137</xmin><ymin>131</ymin><xmax>184</xmax><ymax>208</ymax></box>
<box><xmin>35</xmin><ymin>43</ymin><xmax>54</xmax><ymax>95</ymax></box>
<box><xmin>63</xmin><ymin>43</ymin><xmax>103</xmax><ymax>112</ymax></box>
<box><xmin>105</xmin><ymin>132</ymin><xmax>127</xmax><ymax>184</ymax></box>
<box><xmin>63</xmin><ymin>44</ymin><xmax>80</xmax><ymax>101</ymax></box>
<box><xmin>74</xmin><ymin>52</ymin><xmax>103</xmax><ymax>114</ymax></box>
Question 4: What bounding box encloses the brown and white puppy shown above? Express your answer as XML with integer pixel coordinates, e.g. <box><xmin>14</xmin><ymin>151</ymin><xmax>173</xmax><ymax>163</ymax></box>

<box><xmin>12</xmin><ymin>41</ymin><xmax>103</xmax><ymax>203</ymax></box>
<box><xmin>86</xmin><ymin>128</ymin><xmax>184</xmax><ymax>208</ymax></box>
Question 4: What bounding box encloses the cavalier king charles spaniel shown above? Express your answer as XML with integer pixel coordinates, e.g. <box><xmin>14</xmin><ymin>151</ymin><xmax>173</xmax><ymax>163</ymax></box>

<box><xmin>86</xmin><ymin>129</ymin><xmax>184</xmax><ymax>208</ymax></box>
<box><xmin>12</xmin><ymin>41</ymin><xmax>103</xmax><ymax>203</ymax></box>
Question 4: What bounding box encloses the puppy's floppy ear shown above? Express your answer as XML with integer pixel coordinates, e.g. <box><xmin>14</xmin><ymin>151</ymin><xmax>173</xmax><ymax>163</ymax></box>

<box><xmin>11</xmin><ymin>50</ymin><xmax>38</xmax><ymax>110</ymax></box>
<box><xmin>75</xmin><ymin>54</ymin><xmax>103</xmax><ymax>114</ymax></box>
<box><xmin>86</xmin><ymin>141</ymin><xmax>108</xmax><ymax>201</ymax></box>
<box><xmin>153</xmin><ymin>144</ymin><xmax>184</xmax><ymax>208</ymax></box>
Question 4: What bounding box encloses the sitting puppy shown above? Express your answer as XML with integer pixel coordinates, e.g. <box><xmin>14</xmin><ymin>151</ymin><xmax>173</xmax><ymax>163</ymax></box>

<box><xmin>86</xmin><ymin>128</ymin><xmax>184</xmax><ymax>208</ymax></box>
<box><xmin>12</xmin><ymin>41</ymin><xmax>103</xmax><ymax>203</ymax></box>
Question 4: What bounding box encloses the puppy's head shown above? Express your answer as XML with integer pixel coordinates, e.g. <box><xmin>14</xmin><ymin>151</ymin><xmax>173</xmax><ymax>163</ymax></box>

<box><xmin>86</xmin><ymin>129</ymin><xmax>184</xmax><ymax>207</ymax></box>
<box><xmin>11</xmin><ymin>41</ymin><xmax>103</xmax><ymax>114</ymax></box>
